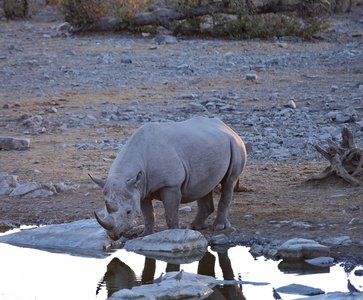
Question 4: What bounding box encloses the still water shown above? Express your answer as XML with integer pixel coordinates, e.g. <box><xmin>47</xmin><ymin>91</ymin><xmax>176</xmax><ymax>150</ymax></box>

<box><xmin>0</xmin><ymin>228</ymin><xmax>362</xmax><ymax>300</ymax></box>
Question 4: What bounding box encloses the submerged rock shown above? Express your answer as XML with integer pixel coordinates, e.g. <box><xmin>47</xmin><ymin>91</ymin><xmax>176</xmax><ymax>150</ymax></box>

<box><xmin>305</xmin><ymin>257</ymin><xmax>334</xmax><ymax>267</ymax></box>
<box><xmin>277</xmin><ymin>283</ymin><xmax>324</xmax><ymax>296</ymax></box>
<box><xmin>295</xmin><ymin>292</ymin><xmax>363</xmax><ymax>299</ymax></box>
<box><xmin>108</xmin><ymin>271</ymin><xmax>215</xmax><ymax>300</ymax></box>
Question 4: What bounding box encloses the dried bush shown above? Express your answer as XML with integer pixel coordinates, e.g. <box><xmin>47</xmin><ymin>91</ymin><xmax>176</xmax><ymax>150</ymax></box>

<box><xmin>3</xmin><ymin>0</ymin><xmax>29</xmax><ymax>18</ymax></box>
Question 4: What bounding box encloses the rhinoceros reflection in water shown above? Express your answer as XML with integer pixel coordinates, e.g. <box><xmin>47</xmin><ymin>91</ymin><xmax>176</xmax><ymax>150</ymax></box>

<box><xmin>91</xmin><ymin>117</ymin><xmax>247</xmax><ymax>240</ymax></box>
<box><xmin>96</xmin><ymin>257</ymin><xmax>138</xmax><ymax>297</ymax></box>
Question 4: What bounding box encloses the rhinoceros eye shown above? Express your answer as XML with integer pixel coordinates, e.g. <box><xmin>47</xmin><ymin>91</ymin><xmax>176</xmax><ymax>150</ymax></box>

<box><xmin>126</xmin><ymin>210</ymin><xmax>131</xmax><ymax>215</ymax></box>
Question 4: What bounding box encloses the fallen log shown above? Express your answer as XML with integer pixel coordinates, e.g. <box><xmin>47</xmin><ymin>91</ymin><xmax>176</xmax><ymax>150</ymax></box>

<box><xmin>71</xmin><ymin>0</ymin><xmax>328</xmax><ymax>33</ymax></box>
<box><xmin>306</xmin><ymin>128</ymin><xmax>363</xmax><ymax>186</ymax></box>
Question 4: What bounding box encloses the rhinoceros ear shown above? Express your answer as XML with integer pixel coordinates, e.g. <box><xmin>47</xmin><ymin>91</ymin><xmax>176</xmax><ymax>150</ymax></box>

<box><xmin>127</xmin><ymin>171</ymin><xmax>143</xmax><ymax>188</ymax></box>
<box><xmin>88</xmin><ymin>173</ymin><xmax>106</xmax><ymax>188</ymax></box>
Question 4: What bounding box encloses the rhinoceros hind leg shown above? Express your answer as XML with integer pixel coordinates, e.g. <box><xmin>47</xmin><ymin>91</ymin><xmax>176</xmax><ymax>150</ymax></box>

<box><xmin>188</xmin><ymin>192</ymin><xmax>214</xmax><ymax>230</ymax></box>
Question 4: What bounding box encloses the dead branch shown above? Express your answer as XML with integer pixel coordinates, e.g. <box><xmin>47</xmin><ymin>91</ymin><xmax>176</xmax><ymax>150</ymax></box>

<box><xmin>306</xmin><ymin>128</ymin><xmax>363</xmax><ymax>186</ymax></box>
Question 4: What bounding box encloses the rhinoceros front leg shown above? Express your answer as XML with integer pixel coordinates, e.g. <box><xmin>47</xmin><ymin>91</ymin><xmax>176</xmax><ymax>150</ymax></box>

<box><xmin>159</xmin><ymin>187</ymin><xmax>181</xmax><ymax>229</ymax></box>
<box><xmin>140</xmin><ymin>197</ymin><xmax>155</xmax><ymax>236</ymax></box>
<box><xmin>188</xmin><ymin>191</ymin><xmax>214</xmax><ymax>230</ymax></box>
<box><xmin>214</xmin><ymin>181</ymin><xmax>234</xmax><ymax>230</ymax></box>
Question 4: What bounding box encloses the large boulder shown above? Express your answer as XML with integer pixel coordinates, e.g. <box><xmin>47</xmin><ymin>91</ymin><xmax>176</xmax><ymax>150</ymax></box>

<box><xmin>0</xmin><ymin>219</ymin><xmax>110</xmax><ymax>257</ymax></box>
<box><xmin>124</xmin><ymin>229</ymin><xmax>208</xmax><ymax>264</ymax></box>
<box><xmin>277</xmin><ymin>238</ymin><xmax>330</xmax><ymax>261</ymax></box>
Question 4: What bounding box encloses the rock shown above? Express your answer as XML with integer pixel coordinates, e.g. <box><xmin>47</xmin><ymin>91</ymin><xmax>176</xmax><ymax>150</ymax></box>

<box><xmin>0</xmin><ymin>173</ymin><xmax>19</xmax><ymax>195</ymax></box>
<box><xmin>335</xmin><ymin>106</ymin><xmax>358</xmax><ymax>123</ymax></box>
<box><xmin>0</xmin><ymin>219</ymin><xmax>110</xmax><ymax>257</ymax></box>
<box><xmin>22</xmin><ymin>115</ymin><xmax>43</xmax><ymax>127</ymax></box>
<box><xmin>189</xmin><ymin>102</ymin><xmax>208</xmax><ymax>112</ymax></box>
<box><xmin>121</xmin><ymin>58</ymin><xmax>132</xmax><ymax>64</ymax></box>
<box><xmin>322</xmin><ymin>236</ymin><xmax>351</xmax><ymax>246</ymax></box>
<box><xmin>249</xmin><ymin>244</ymin><xmax>264</xmax><ymax>257</ymax></box>
<box><xmin>0</xmin><ymin>137</ymin><xmax>30</xmax><ymax>150</ymax></box>
<box><xmin>288</xmin><ymin>100</ymin><xmax>296</xmax><ymax>109</ymax></box>
<box><xmin>277</xmin><ymin>238</ymin><xmax>330</xmax><ymax>261</ymax></box>
<box><xmin>246</xmin><ymin>74</ymin><xmax>258</xmax><ymax>80</ymax></box>
<box><xmin>97</xmin><ymin>128</ymin><xmax>105</xmax><ymax>135</ymax></box>
<box><xmin>305</xmin><ymin>257</ymin><xmax>334</xmax><ymax>267</ymax></box>
<box><xmin>291</xmin><ymin>221</ymin><xmax>312</xmax><ymax>229</ymax></box>
<box><xmin>181</xmin><ymin>93</ymin><xmax>195</xmax><ymax>99</ymax></box>
<box><xmin>179</xmin><ymin>206</ymin><xmax>191</xmax><ymax>211</ymax></box>
<box><xmin>23</xmin><ymin>189</ymin><xmax>54</xmax><ymax>198</ymax></box>
<box><xmin>124</xmin><ymin>229</ymin><xmax>208</xmax><ymax>264</ymax></box>
<box><xmin>210</xmin><ymin>234</ymin><xmax>229</xmax><ymax>245</ymax></box>
<box><xmin>9</xmin><ymin>182</ymin><xmax>41</xmax><ymax>197</ymax></box>
<box><xmin>54</xmin><ymin>182</ymin><xmax>67</xmax><ymax>193</ymax></box>
<box><xmin>108</xmin><ymin>271</ymin><xmax>215</xmax><ymax>300</ymax></box>
<box><xmin>45</xmin><ymin>106</ymin><xmax>57</xmax><ymax>113</ymax></box>
<box><xmin>277</xmin><ymin>283</ymin><xmax>324</xmax><ymax>296</ymax></box>
<box><xmin>56</xmin><ymin>22</ymin><xmax>72</xmax><ymax>32</ymax></box>
<box><xmin>154</xmin><ymin>34</ymin><xmax>178</xmax><ymax>45</ymax></box>
<box><xmin>268</xmin><ymin>147</ymin><xmax>290</xmax><ymax>158</ymax></box>
<box><xmin>295</xmin><ymin>292</ymin><xmax>363</xmax><ymax>299</ymax></box>
<box><xmin>331</xmin><ymin>85</ymin><xmax>338</xmax><ymax>92</ymax></box>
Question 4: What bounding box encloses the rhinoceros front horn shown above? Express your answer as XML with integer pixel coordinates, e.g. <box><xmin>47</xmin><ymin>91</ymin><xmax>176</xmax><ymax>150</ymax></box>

<box><xmin>94</xmin><ymin>211</ymin><xmax>115</xmax><ymax>231</ymax></box>
<box><xmin>88</xmin><ymin>173</ymin><xmax>106</xmax><ymax>188</ymax></box>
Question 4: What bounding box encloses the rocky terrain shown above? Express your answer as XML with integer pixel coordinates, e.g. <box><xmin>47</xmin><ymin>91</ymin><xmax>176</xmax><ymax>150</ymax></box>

<box><xmin>0</xmin><ymin>4</ymin><xmax>363</xmax><ymax>264</ymax></box>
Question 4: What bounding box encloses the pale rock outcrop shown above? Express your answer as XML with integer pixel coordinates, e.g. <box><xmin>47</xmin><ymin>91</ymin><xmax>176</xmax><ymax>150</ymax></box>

<box><xmin>277</xmin><ymin>238</ymin><xmax>330</xmax><ymax>260</ymax></box>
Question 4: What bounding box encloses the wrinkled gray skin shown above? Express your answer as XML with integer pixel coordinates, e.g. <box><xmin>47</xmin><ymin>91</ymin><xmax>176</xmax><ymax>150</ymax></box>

<box><xmin>91</xmin><ymin>117</ymin><xmax>247</xmax><ymax>241</ymax></box>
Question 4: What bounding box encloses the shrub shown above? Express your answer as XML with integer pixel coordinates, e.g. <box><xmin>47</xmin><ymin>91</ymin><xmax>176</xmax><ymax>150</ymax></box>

<box><xmin>3</xmin><ymin>0</ymin><xmax>29</xmax><ymax>18</ymax></box>
<box><xmin>56</xmin><ymin>0</ymin><xmax>105</xmax><ymax>27</ymax></box>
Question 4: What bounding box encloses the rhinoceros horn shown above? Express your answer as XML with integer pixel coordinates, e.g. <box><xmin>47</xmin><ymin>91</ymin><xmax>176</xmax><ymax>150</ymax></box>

<box><xmin>94</xmin><ymin>211</ymin><xmax>114</xmax><ymax>230</ymax></box>
<box><xmin>88</xmin><ymin>173</ymin><xmax>106</xmax><ymax>188</ymax></box>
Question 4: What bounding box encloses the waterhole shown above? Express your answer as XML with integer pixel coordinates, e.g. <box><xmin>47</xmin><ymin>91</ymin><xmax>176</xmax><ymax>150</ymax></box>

<box><xmin>0</xmin><ymin>227</ymin><xmax>362</xmax><ymax>300</ymax></box>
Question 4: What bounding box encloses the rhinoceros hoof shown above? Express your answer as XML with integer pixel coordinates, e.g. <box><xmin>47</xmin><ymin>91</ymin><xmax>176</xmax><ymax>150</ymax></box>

<box><xmin>213</xmin><ymin>220</ymin><xmax>231</xmax><ymax>231</ymax></box>
<box><xmin>188</xmin><ymin>222</ymin><xmax>206</xmax><ymax>230</ymax></box>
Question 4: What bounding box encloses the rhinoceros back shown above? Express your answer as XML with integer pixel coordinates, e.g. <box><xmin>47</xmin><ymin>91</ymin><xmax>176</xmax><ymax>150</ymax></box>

<box><xmin>110</xmin><ymin>117</ymin><xmax>246</xmax><ymax>202</ymax></box>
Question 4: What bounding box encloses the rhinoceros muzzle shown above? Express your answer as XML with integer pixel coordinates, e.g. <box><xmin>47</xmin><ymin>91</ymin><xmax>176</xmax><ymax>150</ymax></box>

<box><xmin>94</xmin><ymin>211</ymin><xmax>115</xmax><ymax>231</ymax></box>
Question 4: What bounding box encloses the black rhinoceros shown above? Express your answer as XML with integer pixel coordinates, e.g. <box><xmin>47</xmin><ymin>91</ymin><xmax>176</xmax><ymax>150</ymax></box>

<box><xmin>90</xmin><ymin>117</ymin><xmax>247</xmax><ymax>240</ymax></box>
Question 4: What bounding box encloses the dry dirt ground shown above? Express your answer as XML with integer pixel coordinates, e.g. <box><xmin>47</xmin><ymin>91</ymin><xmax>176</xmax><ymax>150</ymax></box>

<box><xmin>1</xmin><ymin>4</ymin><xmax>363</xmax><ymax>265</ymax></box>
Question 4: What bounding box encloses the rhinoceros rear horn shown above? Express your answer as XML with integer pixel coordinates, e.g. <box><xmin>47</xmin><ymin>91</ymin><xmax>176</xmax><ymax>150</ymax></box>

<box><xmin>94</xmin><ymin>211</ymin><xmax>115</xmax><ymax>230</ymax></box>
<box><xmin>88</xmin><ymin>173</ymin><xmax>106</xmax><ymax>188</ymax></box>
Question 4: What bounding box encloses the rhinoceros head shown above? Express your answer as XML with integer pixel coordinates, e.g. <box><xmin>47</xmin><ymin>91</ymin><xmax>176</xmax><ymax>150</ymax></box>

<box><xmin>90</xmin><ymin>172</ymin><xmax>142</xmax><ymax>240</ymax></box>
